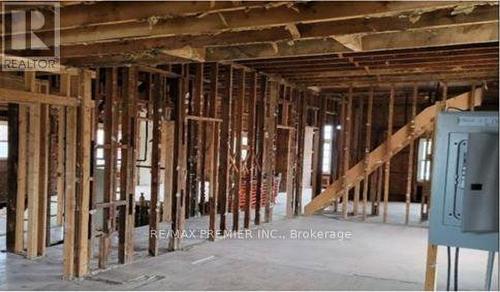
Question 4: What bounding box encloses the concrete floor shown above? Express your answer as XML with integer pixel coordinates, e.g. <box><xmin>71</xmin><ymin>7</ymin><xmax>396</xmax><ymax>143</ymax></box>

<box><xmin>0</xmin><ymin>207</ymin><xmax>497</xmax><ymax>290</ymax></box>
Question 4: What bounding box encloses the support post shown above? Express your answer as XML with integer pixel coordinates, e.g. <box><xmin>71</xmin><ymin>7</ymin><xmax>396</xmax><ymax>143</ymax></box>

<box><xmin>405</xmin><ymin>84</ymin><xmax>418</xmax><ymax>225</ymax></box>
<box><xmin>217</xmin><ymin>65</ymin><xmax>232</xmax><ymax>233</ymax></box>
<box><xmin>208</xmin><ymin>63</ymin><xmax>219</xmax><ymax>240</ymax></box>
<box><xmin>244</xmin><ymin>72</ymin><xmax>257</xmax><ymax>228</ymax></box>
<box><xmin>342</xmin><ymin>87</ymin><xmax>353</xmax><ymax>219</ymax></box>
<box><xmin>383</xmin><ymin>86</ymin><xmax>395</xmax><ymax>223</ymax></box>
<box><xmin>362</xmin><ymin>87</ymin><xmax>373</xmax><ymax>220</ymax></box>
<box><xmin>6</xmin><ymin>104</ymin><xmax>19</xmax><ymax>253</ymax></box>
<box><xmin>232</xmin><ymin>69</ymin><xmax>245</xmax><ymax>231</ymax></box>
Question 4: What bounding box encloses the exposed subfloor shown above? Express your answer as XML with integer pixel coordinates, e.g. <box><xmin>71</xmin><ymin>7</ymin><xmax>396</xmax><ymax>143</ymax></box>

<box><xmin>0</xmin><ymin>208</ymin><xmax>497</xmax><ymax>291</ymax></box>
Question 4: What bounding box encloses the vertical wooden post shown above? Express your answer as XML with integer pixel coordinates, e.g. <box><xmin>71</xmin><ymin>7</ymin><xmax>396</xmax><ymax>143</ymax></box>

<box><xmin>254</xmin><ymin>76</ymin><xmax>267</xmax><ymax>226</ymax></box>
<box><xmin>405</xmin><ymin>84</ymin><xmax>418</xmax><ymax>225</ymax></box>
<box><xmin>424</xmin><ymin>243</ymin><xmax>438</xmax><ymax>291</ymax></box>
<box><xmin>352</xmin><ymin>97</ymin><xmax>363</xmax><ymax>216</ymax></box>
<box><xmin>217</xmin><ymin>65</ymin><xmax>232</xmax><ymax>233</ymax></box>
<box><xmin>232</xmin><ymin>69</ymin><xmax>245</xmax><ymax>231</ymax></box>
<box><xmin>37</xmin><ymin>103</ymin><xmax>49</xmax><ymax>256</ymax></box>
<box><xmin>208</xmin><ymin>63</ymin><xmax>219</xmax><ymax>240</ymax></box>
<box><xmin>162</xmin><ymin>121</ymin><xmax>175</xmax><ymax>222</ymax></box>
<box><xmin>149</xmin><ymin>74</ymin><xmax>162</xmax><ymax>256</ymax></box>
<box><xmin>75</xmin><ymin>69</ymin><xmax>92</xmax><ymax>277</ymax></box>
<box><xmin>383</xmin><ymin>85</ymin><xmax>395</xmax><ymax>223</ymax></box>
<box><xmin>264</xmin><ymin>80</ymin><xmax>277</xmax><ymax>223</ymax></box>
<box><xmin>99</xmin><ymin>68</ymin><xmax>117</xmax><ymax>269</ymax></box>
<box><xmin>342</xmin><ymin>87</ymin><xmax>353</xmax><ymax>219</ymax></box>
<box><xmin>313</xmin><ymin>96</ymin><xmax>326</xmax><ymax>198</ymax></box>
<box><xmin>294</xmin><ymin>91</ymin><xmax>306</xmax><ymax>216</ymax></box>
<box><xmin>119</xmin><ymin>67</ymin><xmax>137</xmax><ymax>264</ymax></box>
<box><xmin>59</xmin><ymin>73</ymin><xmax>74</xmax><ymax>279</ymax></box>
<box><xmin>193</xmin><ymin>63</ymin><xmax>204</xmax><ymax>215</ymax></box>
<box><xmin>362</xmin><ymin>87</ymin><xmax>373</xmax><ymax>220</ymax></box>
<box><xmin>6</xmin><ymin>104</ymin><xmax>19</xmax><ymax>253</ymax></box>
<box><xmin>63</xmin><ymin>105</ymin><xmax>77</xmax><ymax>279</ymax></box>
<box><xmin>170</xmin><ymin>65</ymin><xmax>188</xmax><ymax>250</ymax></box>
<box><xmin>244</xmin><ymin>72</ymin><xmax>257</xmax><ymax>228</ymax></box>
<box><xmin>285</xmin><ymin>128</ymin><xmax>295</xmax><ymax>218</ymax></box>
<box><xmin>56</xmin><ymin>105</ymin><xmax>65</xmax><ymax>226</ymax></box>
<box><xmin>25</xmin><ymin>72</ymin><xmax>40</xmax><ymax>259</ymax></box>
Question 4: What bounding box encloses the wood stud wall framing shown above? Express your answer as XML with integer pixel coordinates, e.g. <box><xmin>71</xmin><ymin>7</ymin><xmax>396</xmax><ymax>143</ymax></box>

<box><xmin>0</xmin><ymin>39</ymin><xmax>490</xmax><ymax>283</ymax></box>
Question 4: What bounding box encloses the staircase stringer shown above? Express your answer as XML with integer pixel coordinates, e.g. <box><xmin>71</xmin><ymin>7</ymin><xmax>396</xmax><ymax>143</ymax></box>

<box><xmin>304</xmin><ymin>88</ymin><xmax>483</xmax><ymax>215</ymax></box>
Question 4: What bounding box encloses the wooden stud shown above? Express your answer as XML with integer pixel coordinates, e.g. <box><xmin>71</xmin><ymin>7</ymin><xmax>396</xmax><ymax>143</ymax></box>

<box><xmin>149</xmin><ymin>74</ymin><xmax>162</xmax><ymax>256</ymax></box>
<box><xmin>232</xmin><ymin>69</ymin><xmax>245</xmax><ymax>231</ymax></box>
<box><xmin>294</xmin><ymin>91</ymin><xmax>307</xmax><ymax>216</ymax></box>
<box><xmin>56</xmin><ymin>106</ymin><xmax>65</xmax><ymax>226</ymax></box>
<box><xmin>99</xmin><ymin>68</ymin><xmax>117</xmax><ymax>269</ymax></box>
<box><xmin>382</xmin><ymin>86</ymin><xmax>395</xmax><ymax>223</ymax></box>
<box><xmin>25</xmin><ymin>71</ymin><xmax>40</xmax><ymax>260</ymax></box>
<box><xmin>169</xmin><ymin>65</ymin><xmax>188</xmax><ymax>250</ymax></box>
<box><xmin>424</xmin><ymin>243</ymin><xmax>438</xmax><ymax>291</ymax></box>
<box><xmin>208</xmin><ymin>63</ymin><xmax>219</xmax><ymax>240</ymax></box>
<box><xmin>362</xmin><ymin>87</ymin><xmax>373</xmax><ymax>220</ymax></box>
<box><xmin>37</xmin><ymin>103</ymin><xmax>49</xmax><ymax>256</ymax></box>
<box><xmin>244</xmin><ymin>72</ymin><xmax>258</xmax><ymax>228</ymax></box>
<box><xmin>254</xmin><ymin>76</ymin><xmax>267</xmax><ymax>226</ymax></box>
<box><xmin>63</xmin><ymin>106</ymin><xmax>77</xmax><ymax>279</ymax></box>
<box><xmin>75</xmin><ymin>69</ymin><xmax>92</xmax><ymax>277</ymax></box>
<box><xmin>217</xmin><ymin>65</ymin><xmax>233</xmax><ymax>233</ymax></box>
<box><xmin>313</xmin><ymin>96</ymin><xmax>326</xmax><ymax>198</ymax></box>
<box><xmin>6</xmin><ymin>104</ymin><xmax>19</xmax><ymax>253</ymax></box>
<box><xmin>405</xmin><ymin>84</ymin><xmax>418</xmax><ymax>225</ymax></box>
<box><xmin>264</xmin><ymin>80</ymin><xmax>278</xmax><ymax>223</ymax></box>
<box><xmin>342</xmin><ymin>87</ymin><xmax>353</xmax><ymax>219</ymax></box>
<box><xmin>119</xmin><ymin>67</ymin><xmax>138</xmax><ymax>264</ymax></box>
<box><xmin>162</xmin><ymin>121</ymin><xmax>175</xmax><ymax>222</ymax></box>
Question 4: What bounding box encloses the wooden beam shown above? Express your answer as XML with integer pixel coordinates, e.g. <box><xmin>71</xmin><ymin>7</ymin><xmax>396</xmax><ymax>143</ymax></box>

<box><xmin>60</xmin><ymin>4</ymin><xmax>498</xmax><ymax>60</ymax></box>
<box><xmin>0</xmin><ymin>87</ymin><xmax>80</xmax><ymax>106</ymax></box>
<box><xmin>38</xmin><ymin>1</ymin><xmax>464</xmax><ymax>45</ymax></box>
<box><xmin>206</xmin><ymin>22</ymin><xmax>499</xmax><ymax>61</ymax></box>
<box><xmin>49</xmin><ymin>1</ymin><xmax>273</xmax><ymax>31</ymax></box>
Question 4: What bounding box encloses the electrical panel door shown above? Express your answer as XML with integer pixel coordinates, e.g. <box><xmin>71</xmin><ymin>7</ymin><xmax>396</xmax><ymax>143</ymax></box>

<box><xmin>429</xmin><ymin>112</ymin><xmax>499</xmax><ymax>251</ymax></box>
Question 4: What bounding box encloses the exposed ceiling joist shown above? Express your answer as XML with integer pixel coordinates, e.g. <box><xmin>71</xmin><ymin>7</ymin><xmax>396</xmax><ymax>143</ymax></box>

<box><xmin>206</xmin><ymin>22</ymin><xmax>499</xmax><ymax>61</ymax></box>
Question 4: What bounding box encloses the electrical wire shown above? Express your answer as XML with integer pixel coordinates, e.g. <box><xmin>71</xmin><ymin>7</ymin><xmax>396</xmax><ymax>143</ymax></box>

<box><xmin>454</xmin><ymin>247</ymin><xmax>460</xmax><ymax>291</ymax></box>
<box><xmin>447</xmin><ymin>246</ymin><xmax>451</xmax><ymax>291</ymax></box>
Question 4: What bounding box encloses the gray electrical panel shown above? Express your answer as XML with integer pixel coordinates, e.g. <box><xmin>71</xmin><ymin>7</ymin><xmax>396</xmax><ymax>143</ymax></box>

<box><xmin>429</xmin><ymin>112</ymin><xmax>499</xmax><ymax>251</ymax></box>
